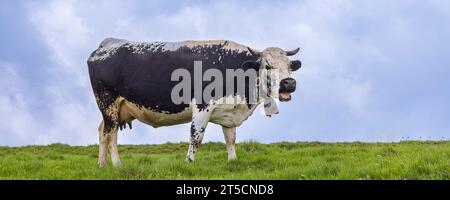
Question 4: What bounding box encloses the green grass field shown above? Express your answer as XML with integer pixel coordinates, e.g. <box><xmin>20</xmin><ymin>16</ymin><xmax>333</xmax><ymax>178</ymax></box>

<box><xmin>0</xmin><ymin>141</ymin><xmax>448</xmax><ymax>180</ymax></box>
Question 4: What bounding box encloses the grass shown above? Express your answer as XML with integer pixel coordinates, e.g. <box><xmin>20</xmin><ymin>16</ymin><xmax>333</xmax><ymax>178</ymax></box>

<box><xmin>0</xmin><ymin>141</ymin><xmax>448</xmax><ymax>180</ymax></box>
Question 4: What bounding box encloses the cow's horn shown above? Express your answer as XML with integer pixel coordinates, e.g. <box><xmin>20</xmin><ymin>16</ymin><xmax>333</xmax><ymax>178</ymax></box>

<box><xmin>247</xmin><ymin>47</ymin><xmax>262</xmax><ymax>56</ymax></box>
<box><xmin>285</xmin><ymin>48</ymin><xmax>300</xmax><ymax>56</ymax></box>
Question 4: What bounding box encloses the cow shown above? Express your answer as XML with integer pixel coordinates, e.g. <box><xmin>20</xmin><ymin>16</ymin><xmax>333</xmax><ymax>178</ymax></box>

<box><xmin>87</xmin><ymin>38</ymin><xmax>302</xmax><ymax>167</ymax></box>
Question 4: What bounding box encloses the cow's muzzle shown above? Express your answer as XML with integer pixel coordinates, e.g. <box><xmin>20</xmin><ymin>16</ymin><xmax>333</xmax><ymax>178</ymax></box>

<box><xmin>279</xmin><ymin>78</ymin><xmax>296</xmax><ymax>102</ymax></box>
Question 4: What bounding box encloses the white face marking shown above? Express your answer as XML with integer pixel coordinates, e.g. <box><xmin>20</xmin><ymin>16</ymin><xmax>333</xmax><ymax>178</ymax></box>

<box><xmin>261</xmin><ymin>47</ymin><xmax>292</xmax><ymax>80</ymax></box>
<box><xmin>258</xmin><ymin>47</ymin><xmax>293</xmax><ymax>97</ymax></box>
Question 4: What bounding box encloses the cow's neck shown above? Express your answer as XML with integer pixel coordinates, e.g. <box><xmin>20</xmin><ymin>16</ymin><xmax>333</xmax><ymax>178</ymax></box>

<box><xmin>255</xmin><ymin>70</ymin><xmax>279</xmax><ymax>117</ymax></box>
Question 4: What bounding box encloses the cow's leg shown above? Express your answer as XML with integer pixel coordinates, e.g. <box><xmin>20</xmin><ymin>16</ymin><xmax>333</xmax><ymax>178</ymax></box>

<box><xmin>97</xmin><ymin>96</ymin><xmax>121</xmax><ymax>167</ymax></box>
<box><xmin>104</xmin><ymin>100</ymin><xmax>122</xmax><ymax>167</ymax></box>
<box><xmin>222</xmin><ymin>126</ymin><xmax>237</xmax><ymax>160</ymax></box>
<box><xmin>186</xmin><ymin>107</ymin><xmax>213</xmax><ymax>162</ymax></box>
<box><xmin>97</xmin><ymin>120</ymin><xmax>108</xmax><ymax>167</ymax></box>
<box><xmin>93</xmin><ymin>87</ymin><xmax>122</xmax><ymax>167</ymax></box>
<box><xmin>108</xmin><ymin>128</ymin><xmax>121</xmax><ymax>167</ymax></box>
<box><xmin>98</xmin><ymin>120</ymin><xmax>121</xmax><ymax>167</ymax></box>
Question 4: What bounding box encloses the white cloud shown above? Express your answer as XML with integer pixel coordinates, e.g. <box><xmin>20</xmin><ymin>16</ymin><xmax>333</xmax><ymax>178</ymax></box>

<box><xmin>0</xmin><ymin>61</ymin><xmax>40</xmax><ymax>144</ymax></box>
<box><xmin>28</xmin><ymin>0</ymin><xmax>90</xmax><ymax>86</ymax></box>
<box><xmin>26</xmin><ymin>0</ymin><xmax>99</xmax><ymax>145</ymax></box>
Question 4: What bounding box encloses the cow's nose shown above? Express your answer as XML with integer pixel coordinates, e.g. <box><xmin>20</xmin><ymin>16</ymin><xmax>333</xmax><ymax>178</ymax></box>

<box><xmin>280</xmin><ymin>78</ymin><xmax>296</xmax><ymax>93</ymax></box>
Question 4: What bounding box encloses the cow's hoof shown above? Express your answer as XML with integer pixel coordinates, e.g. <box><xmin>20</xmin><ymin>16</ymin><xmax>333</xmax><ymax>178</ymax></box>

<box><xmin>228</xmin><ymin>157</ymin><xmax>238</xmax><ymax>161</ymax></box>
<box><xmin>97</xmin><ymin>161</ymin><xmax>107</xmax><ymax>168</ymax></box>
<box><xmin>185</xmin><ymin>156</ymin><xmax>194</xmax><ymax>163</ymax></box>
<box><xmin>112</xmin><ymin>160</ymin><xmax>122</xmax><ymax>167</ymax></box>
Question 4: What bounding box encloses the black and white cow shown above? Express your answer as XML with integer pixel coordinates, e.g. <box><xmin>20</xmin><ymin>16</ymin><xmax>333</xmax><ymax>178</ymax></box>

<box><xmin>87</xmin><ymin>38</ymin><xmax>301</xmax><ymax>167</ymax></box>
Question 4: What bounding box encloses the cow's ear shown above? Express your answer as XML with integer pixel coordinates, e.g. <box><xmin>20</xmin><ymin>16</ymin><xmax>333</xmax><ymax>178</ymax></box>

<box><xmin>242</xmin><ymin>60</ymin><xmax>260</xmax><ymax>71</ymax></box>
<box><xmin>291</xmin><ymin>60</ymin><xmax>302</xmax><ymax>71</ymax></box>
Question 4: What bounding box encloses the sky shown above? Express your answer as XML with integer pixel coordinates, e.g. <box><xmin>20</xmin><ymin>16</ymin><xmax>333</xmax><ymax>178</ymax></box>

<box><xmin>0</xmin><ymin>0</ymin><xmax>449</xmax><ymax>146</ymax></box>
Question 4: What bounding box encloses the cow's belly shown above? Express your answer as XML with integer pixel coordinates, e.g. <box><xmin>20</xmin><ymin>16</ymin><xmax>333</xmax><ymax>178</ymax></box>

<box><xmin>118</xmin><ymin>98</ymin><xmax>192</xmax><ymax>128</ymax></box>
<box><xmin>117</xmin><ymin>96</ymin><xmax>259</xmax><ymax>129</ymax></box>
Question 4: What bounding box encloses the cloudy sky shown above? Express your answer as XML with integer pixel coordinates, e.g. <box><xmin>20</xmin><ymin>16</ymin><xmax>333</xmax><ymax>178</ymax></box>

<box><xmin>1</xmin><ymin>0</ymin><xmax>449</xmax><ymax>146</ymax></box>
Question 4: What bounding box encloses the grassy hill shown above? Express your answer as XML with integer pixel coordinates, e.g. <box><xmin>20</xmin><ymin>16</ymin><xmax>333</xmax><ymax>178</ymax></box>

<box><xmin>0</xmin><ymin>141</ymin><xmax>448</xmax><ymax>180</ymax></box>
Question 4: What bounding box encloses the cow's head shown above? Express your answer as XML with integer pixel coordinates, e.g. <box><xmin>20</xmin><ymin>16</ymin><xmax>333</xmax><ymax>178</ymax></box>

<box><xmin>248</xmin><ymin>47</ymin><xmax>302</xmax><ymax>102</ymax></box>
